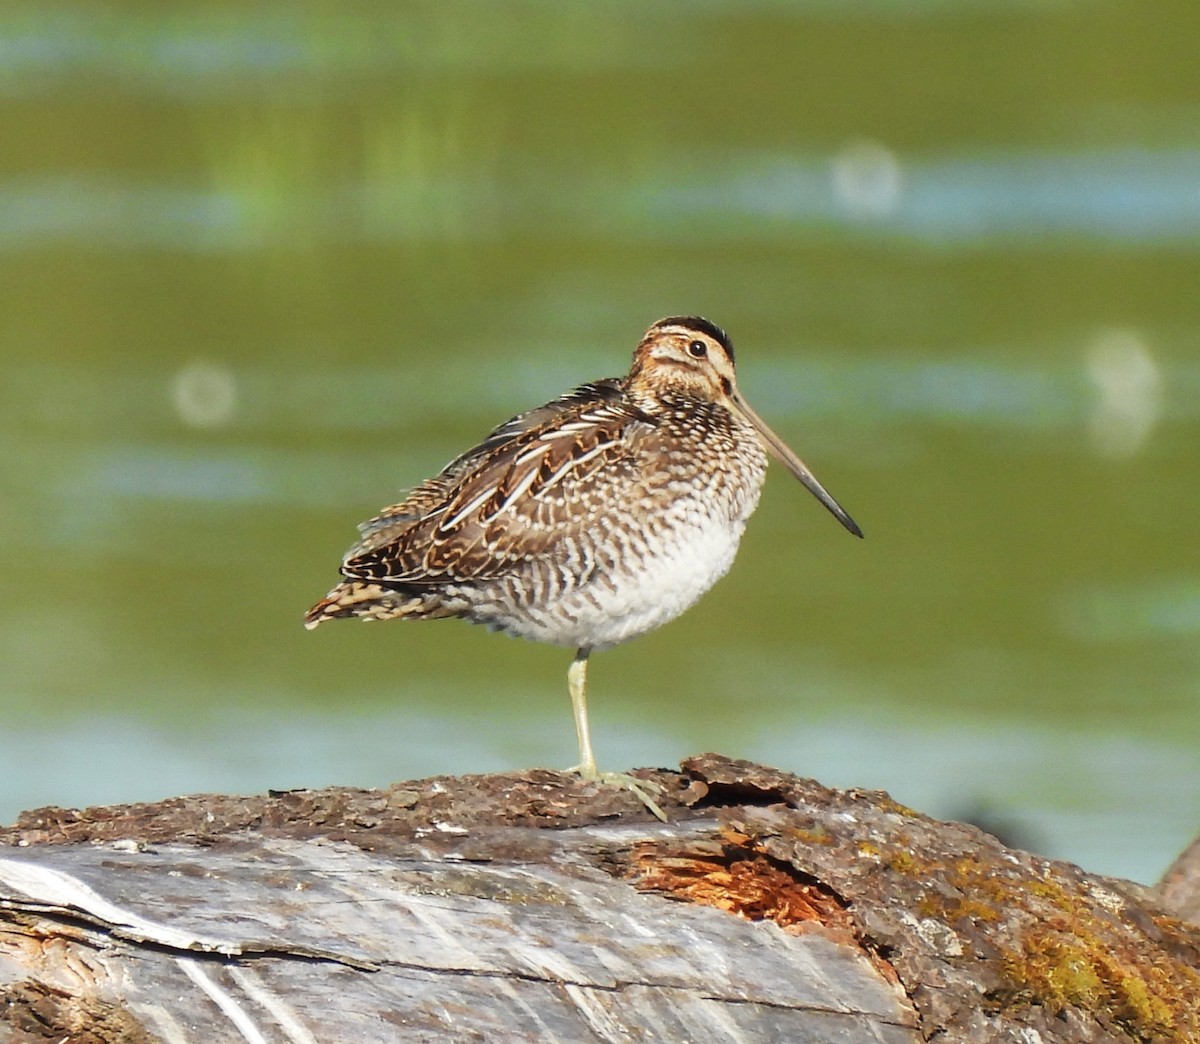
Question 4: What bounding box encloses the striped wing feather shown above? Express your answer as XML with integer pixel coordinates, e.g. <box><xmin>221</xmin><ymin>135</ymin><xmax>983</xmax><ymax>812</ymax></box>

<box><xmin>342</xmin><ymin>380</ymin><xmax>650</xmax><ymax>584</ymax></box>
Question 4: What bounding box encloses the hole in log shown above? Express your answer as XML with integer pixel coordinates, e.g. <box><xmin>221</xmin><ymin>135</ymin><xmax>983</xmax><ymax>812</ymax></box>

<box><xmin>625</xmin><ymin>829</ymin><xmax>853</xmax><ymax>935</ymax></box>
<box><xmin>679</xmin><ymin>778</ymin><xmax>790</xmax><ymax>811</ymax></box>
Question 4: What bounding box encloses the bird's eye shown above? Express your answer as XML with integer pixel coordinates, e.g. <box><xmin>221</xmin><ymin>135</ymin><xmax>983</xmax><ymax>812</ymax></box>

<box><xmin>687</xmin><ymin>340</ymin><xmax>707</xmax><ymax>358</ymax></box>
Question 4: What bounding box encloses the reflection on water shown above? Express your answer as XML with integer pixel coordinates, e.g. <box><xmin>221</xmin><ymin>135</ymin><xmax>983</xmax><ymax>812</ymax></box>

<box><xmin>1084</xmin><ymin>329</ymin><xmax>1162</xmax><ymax>459</ymax></box>
<box><xmin>830</xmin><ymin>140</ymin><xmax>906</xmax><ymax>219</ymax></box>
<box><xmin>1059</xmin><ymin>581</ymin><xmax>1200</xmax><ymax>643</ymax></box>
<box><xmin>9</xmin><ymin>348</ymin><xmax>1198</xmax><ymax>519</ymax></box>
<box><xmin>171</xmin><ymin>359</ymin><xmax>238</xmax><ymax>430</ymax></box>
<box><xmin>5</xmin><ymin>148</ymin><xmax>1200</xmax><ymax>251</ymax></box>
<box><xmin>2</xmin><ymin>2</ymin><xmax>1198</xmax><ymax>885</ymax></box>
<box><xmin>662</xmin><ymin>149</ymin><xmax>1200</xmax><ymax>244</ymax></box>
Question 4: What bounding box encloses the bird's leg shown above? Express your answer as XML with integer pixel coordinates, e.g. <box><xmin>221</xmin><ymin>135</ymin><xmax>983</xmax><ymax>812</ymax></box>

<box><xmin>566</xmin><ymin>647</ymin><xmax>667</xmax><ymax>821</ymax></box>
<box><xmin>568</xmin><ymin>648</ymin><xmax>598</xmax><ymax>777</ymax></box>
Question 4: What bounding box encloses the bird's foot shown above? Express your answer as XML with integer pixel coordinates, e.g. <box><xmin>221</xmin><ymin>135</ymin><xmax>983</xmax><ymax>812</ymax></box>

<box><xmin>569</xmin><ymin>765</ymin><xmax>667</xmax><ymax>822</ymax></box>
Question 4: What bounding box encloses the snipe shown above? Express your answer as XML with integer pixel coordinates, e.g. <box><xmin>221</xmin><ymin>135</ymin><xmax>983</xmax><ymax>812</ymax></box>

<box><xmin>305</xmin><ymin>317</ymin><xmax>862</xmax><ymax>818</ymax></box>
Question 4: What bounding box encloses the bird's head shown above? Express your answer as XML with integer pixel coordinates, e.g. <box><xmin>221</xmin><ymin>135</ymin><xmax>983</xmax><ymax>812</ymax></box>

<box><xmin>628</xmin><ymin>316</ymin><xmax>863</xmax><ymax>538</ymax></box>
<box><xmin>628</xmin><ymin>316</ymin><xmax>738</xmax><ymax>405</ymax></box>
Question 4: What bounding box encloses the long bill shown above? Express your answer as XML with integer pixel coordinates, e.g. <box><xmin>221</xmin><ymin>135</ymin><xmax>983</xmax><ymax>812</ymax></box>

<box><xmin>729</xmin><ymin>389</ymin><xmax>864</xmax><ymax>538</ymax></box>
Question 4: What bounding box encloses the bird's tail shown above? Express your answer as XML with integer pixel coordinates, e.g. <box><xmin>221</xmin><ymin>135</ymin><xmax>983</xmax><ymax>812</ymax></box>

<box><xmin>303</xmin><ymin>581</ymin><xmax>427</xmax><ymax>630</ymax></box>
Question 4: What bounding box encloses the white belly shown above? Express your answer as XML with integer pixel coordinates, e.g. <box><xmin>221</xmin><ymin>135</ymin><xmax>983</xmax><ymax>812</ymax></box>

<box><xmin>477</xmin><ymin>509</ymin><xmax>750</xmax><ymax>651</ymax></box>
<box><xmin>459</xmin><ymin>415</ymin><xmax>769</xmax><ymax>651</ymax></box>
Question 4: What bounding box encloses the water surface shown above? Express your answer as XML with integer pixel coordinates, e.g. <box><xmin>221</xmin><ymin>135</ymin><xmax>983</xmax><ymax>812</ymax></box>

<box><xmin>2</xmin><ymin>1</ymin><xmax>1198</xmax><ymax>884</ymax></box>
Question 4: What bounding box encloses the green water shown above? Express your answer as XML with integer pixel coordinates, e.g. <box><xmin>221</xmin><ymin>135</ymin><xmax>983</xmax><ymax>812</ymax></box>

<box><xmin>2</xmin><ymin>2</ymin><xmax>1198</xmax><ymax>883</ymax></box>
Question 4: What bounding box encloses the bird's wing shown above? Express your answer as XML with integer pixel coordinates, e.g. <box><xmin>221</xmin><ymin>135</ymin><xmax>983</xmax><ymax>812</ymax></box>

<box><xmin>342</xmin><ymin>380</ymin><xmax>653</xmax><ymax>583</ymax></box>
<box><xmin>349</xmin><ymin>380</ymin><xmax>626</xmax><ymax>549</ymax></box>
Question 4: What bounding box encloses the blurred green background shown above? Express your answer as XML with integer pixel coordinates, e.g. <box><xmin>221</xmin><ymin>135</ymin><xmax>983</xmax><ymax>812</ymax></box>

<box><xmin>2</xmin><ymin>1</ymin><xmax>1197</xmax><ymax>884</ymax></box>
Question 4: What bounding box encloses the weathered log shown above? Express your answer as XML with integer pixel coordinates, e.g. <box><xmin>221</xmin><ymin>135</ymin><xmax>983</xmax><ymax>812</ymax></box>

<box><xmin>0</xmin><ymin>754</ymin><xmax>1197</xmax><ymax>1043</ymax></box>
<box><xmin>1156</xmin><ymin>834</ymin><xmax>1200</xmax><ymax>927</ymax></box>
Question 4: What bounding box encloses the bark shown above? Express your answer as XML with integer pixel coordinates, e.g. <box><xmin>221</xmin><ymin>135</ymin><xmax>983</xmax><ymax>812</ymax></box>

<box><xmin>1156</xmin><ymin>833</ymin><xmax>1200</xmax><ymax>927</ymax></box>
<box><xmin>0</xmin><ymin>754</ymin><xmax>1196</xmax><ymax>1043</ymax></box>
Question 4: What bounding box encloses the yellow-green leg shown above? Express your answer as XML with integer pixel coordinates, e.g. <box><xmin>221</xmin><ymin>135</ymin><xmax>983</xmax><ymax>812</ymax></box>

<box><xmin>567</xmin><ymin>647</ymin><xmax>667</xmax><ymax>821</ymax></box>
<box><xmin>568</xmin><ymin>648</ymin><xmax>598</xmax><ymax>777</ymax></box>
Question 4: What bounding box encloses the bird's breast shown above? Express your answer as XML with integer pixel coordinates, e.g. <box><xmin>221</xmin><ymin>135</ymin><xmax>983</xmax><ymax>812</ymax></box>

<box><xmin>464</xmin><ymin>449</ymin><xmax>767</xmax><ymax>650</ymax></box>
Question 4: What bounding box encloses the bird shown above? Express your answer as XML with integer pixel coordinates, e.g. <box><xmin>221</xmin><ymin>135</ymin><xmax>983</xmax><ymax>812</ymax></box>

<box><xmin>305</xmin><ymin>316</ymin><xmax>862</xmax><ymax>819</ymax></box>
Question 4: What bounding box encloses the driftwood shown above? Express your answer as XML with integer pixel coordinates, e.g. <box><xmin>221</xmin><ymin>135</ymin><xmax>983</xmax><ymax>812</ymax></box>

<box><xmin>0</xmin><ymin>754</ymin><xmax>1197</xmax><ymax>1043</ymax></box>
<box><xmin>1158</xmin><ymin>835</ymin><xmax>1200</xmax><ymax>928</ymax></box>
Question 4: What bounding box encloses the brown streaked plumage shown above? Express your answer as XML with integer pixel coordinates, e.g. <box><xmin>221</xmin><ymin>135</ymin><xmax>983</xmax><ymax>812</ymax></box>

<box><xmin>305</xmin><ymin>316</ymin><xmax>861</xmax><ymax>818</ymax></box>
